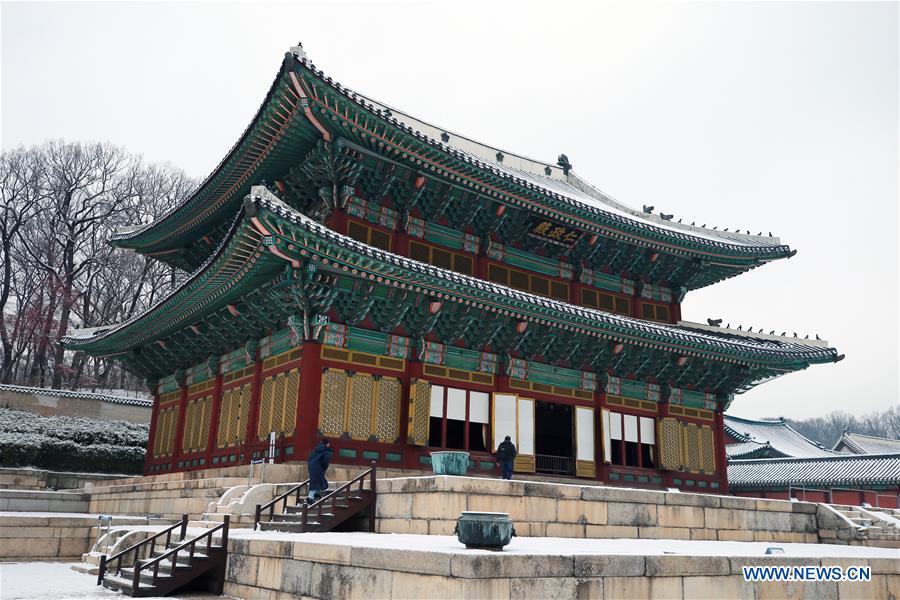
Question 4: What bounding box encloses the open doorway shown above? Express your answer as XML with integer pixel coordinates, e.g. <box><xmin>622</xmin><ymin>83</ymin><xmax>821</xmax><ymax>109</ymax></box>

<box><xmin>534</xmin><ymin>401</ymin><xmax>574</xmax><ymax>475</ymax></box>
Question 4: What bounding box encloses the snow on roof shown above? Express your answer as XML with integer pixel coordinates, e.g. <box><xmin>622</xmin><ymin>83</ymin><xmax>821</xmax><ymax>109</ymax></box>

<box><xmin>833</xmin><ymin>431</ymin><xmax>900</xmax><ymax>455</ymax></box>
<box><xmin>724</xmin><ymin>414</ymin><xmax>837</xmax><ymax>459</ymax></box>
<box><xmin>728</xmin><ymin>453</ymin><xmax>900</xmax><ymax>489</ymax></box>
<box><xmin>0</xmin><ymin>383</ymin><xmax>152</xmax><ymax>407</ymax></box>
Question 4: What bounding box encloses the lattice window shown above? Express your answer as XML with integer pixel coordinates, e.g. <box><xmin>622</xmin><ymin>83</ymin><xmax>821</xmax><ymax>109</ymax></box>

<box><xmin>375</xmin><ymin>377</ymin><xmax>401</xmax><ymax>443</ymax></box>
<box><xmin>699</xmin><ymin>425</ymin><xmax>716</xmax><ymax>474</ymax></box>
<box><xmin>258</xmin><ymin>378</ymin><xmax>274</xmax><ymax>440</ymax></box>
<box><xmin>407</xmin><ymin>379</ymin><xmax>432</xmax><ymax>446</ymax></box>
<box><xmin>348</xmin><ymin>374</ymin><xmax>375</xmax><ymax>440</ymax></box>
<box><xmin>317</xmin><ymin>369</ymin><xmax>402</xmax><ymax>442</ymax></box>
<box><xmin>154</xmin><ymin>407</ymin><xmax>178</xmax><ymax>458</ymax></box>
<box><xmin>657</xmin><ymin>417</ymin><xmax>683</xmax><ymax>471</ymax></box>
<box><xmin>182</xmin><ymin>401</ymin><xmax>197</xmax><ymax>452</ymax></box>
<box><xmin>196</xmin><ymin>396</ymin><xmax>211</xmax><ymax>452</ymax></box>
<box><xmin>319</xmin><ymin>369</ymin><xmax>349</xmax><ymax>438</ymax></box>
<box><xmin>217</xmin><ymin>388</ymin><xmax>235</xmax><ymax>448</ymax></box>
<box><xmin>182</xmin><ymin>396</ymin><xmax>211</xmax><ymax>452</ymax></box>
<box><xmin>683</xmin><ymin>423</ymin><xmax>701</xmax><ymax>472</ymax></box>
<box><xmin>258</xmin><ymin>369</ymin><xmax>300</xmax><ymax>440</ymax></box>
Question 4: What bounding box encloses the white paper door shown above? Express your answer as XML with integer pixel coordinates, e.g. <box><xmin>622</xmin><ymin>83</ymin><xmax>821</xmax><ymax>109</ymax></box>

<box><xmin>492</xmin><ymin>393</ymin><xmax>517</xmax><ymax>452</ymax></box>
<box><xmin>601</xmin><ymin>409</ymin><xmax>612</xmax><ymax>463</ymax></box>
<box><xmin>517</xmin><ymin>398</ymin><xmax>534</xmax><ymax>455</ymax></box>
<box><xmin>576</xmin><ymin>406</ymin><xmax>595</xmax><ymax>461</ymax></box>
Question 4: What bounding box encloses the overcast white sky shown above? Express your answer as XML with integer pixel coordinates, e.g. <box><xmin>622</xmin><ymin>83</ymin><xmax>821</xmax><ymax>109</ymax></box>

<box><xmin>2</xmin><ymin>1</ymin><xmax>897</xmax><ymax>420</ymax></box>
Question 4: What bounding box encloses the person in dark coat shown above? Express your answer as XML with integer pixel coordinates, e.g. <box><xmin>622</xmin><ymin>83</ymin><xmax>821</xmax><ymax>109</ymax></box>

<box><xmin>306</xmin><ymin>438</ymin><xmax>333</xmax><ymax>501</ymax></box>
<box><xmin>496</xmin><ymin>435</ymin><xmax>517</xmax><ymax>480</ymax></box>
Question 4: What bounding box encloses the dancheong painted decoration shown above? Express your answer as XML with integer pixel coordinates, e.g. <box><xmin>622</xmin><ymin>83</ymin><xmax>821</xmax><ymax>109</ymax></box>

<box><xmin>63</xmin><ymin>45</ymin><xmax>843</xmax><ymax>492</ymax></box>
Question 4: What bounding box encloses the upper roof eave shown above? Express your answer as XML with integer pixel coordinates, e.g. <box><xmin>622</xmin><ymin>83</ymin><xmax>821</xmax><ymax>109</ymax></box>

<box><xmin>111</xmin><ymin>48</ymin><xmax>795</xmax><ymax>273</ymax></box>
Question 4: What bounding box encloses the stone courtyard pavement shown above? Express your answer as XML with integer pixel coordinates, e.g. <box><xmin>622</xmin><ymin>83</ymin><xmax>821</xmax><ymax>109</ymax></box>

<box><xmin>0</xmin><ymin>562</ymin><xmax>227</xmax><ymax>600</ymax></box>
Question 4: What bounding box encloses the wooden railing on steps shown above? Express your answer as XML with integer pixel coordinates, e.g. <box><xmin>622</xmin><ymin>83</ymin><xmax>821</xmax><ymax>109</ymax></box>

<box><xmin>97</xmin><ymin>514</ymin><xmax>188</xmax><ymax>585</ymax></box>
<box><xmin>254</xmin><ymin>477</ymin><xmax>311</xmax><ymax>529</ymax></box>
<box><xmin>131</xmin><ymin>516</ymin><xmax>230</xmax><ymax>594</ymax></box>
<box><xmin>254</xmin><ymin>462</ymin><xmax>377</xmax><ymax>532</ymax></box>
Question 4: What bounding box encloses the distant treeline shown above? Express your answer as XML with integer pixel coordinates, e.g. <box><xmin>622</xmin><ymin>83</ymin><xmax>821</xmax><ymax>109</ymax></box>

<box><xmin>784</xmin><ymin>405</ymin><xmax>900</xmax><ymax>449</ymax></box>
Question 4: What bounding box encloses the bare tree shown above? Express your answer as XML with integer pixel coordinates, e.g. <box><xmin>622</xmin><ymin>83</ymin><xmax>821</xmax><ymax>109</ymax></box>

<box><xmin>0</xmin><ymin>140</ymin><xmax>194</xmax><ymax>392</ymax></box>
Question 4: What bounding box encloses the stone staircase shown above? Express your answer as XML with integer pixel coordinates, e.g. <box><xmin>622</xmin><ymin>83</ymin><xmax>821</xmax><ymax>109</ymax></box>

<box><xmin>97</xmin><ymin>515</ymin><xmax>229</xmax><ymax>597</ymax></box>
<box><xmin>255</xmin><ymin>463</ymin><xmax>376</xmax><ymax>534</ymax></box>
<box><xmin>825</xmin><ymin>504</ymin><xmax>900</xmax><ymax>544</ymax></box>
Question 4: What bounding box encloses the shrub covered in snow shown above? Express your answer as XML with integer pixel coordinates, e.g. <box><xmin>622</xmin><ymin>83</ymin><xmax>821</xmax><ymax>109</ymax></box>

<box><xmin>0</xmin><ymin>408</ymin><xmax>147</xmax><ymax>473</ymax></box>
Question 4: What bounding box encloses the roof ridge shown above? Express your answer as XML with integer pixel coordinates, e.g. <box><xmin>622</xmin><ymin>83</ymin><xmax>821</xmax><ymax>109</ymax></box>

<box><xmin>0</xmin><ymin>383</ymin><xmax>152</xmax><ymax>407</ymax></box>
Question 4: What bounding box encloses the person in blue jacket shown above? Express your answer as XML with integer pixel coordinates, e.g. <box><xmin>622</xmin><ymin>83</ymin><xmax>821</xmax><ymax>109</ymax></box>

<box><xmin>306</xmin><ymin>438</ymin><xmax>333</xmax><ymax>502</ymax></box>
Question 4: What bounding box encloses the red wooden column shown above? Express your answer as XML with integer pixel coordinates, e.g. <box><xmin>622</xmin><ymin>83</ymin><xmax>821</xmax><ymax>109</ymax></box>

<box><xmin>593</xmin><ymin>385</ymin><xmax>605</xmax><ymax>483</ymax></box>
<box><xmin>670</xmin><ymin>301</ymin><xmax>682</xmax><ymax>323</ymax></box>
<box><xmin>244</xmin><ymin>351</ymin><xmax>264</xmax><ymax>462</ymax></box>
<box><xmin>295</xmin><ymin>341</ymin><xmax>323</xmax><ymax>459</ymax></box>
<box><xmin>204</xmin><ymin>371</ymin><xmax>224</xmax><ymax>468</ymax></box>
<box><xmin>144</xmin><ymin>386</ymin><xmax>161</xmax><ymax>475</ymax></box>
<box><xmin>171</xmin><ymin>378</ymin><xmax>188</xmax><ymax>472</ymax></box>
<box><xmin>713</xmin><ymin>409</ymin><xmax>729</xmax><ymax>493</ymax></box>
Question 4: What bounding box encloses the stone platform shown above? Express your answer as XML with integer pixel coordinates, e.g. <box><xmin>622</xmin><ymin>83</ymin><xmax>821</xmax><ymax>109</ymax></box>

<box><xmin>221</xmin><ymin>530</ymin><xmax>900</xmax><ymax>599</ymax></box>
<box><xmin>0</xmin><ymin>512</ymin><xmax>150</xmax><ymax>561</ymax></box>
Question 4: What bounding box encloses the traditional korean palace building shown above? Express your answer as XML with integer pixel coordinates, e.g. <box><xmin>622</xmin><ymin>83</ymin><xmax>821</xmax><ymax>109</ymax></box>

<box><xmin>63</xmin><ymin>46</ymin><xmax>842</xmax><ymax>493</ymax></box>
<box><xmin>833</xmin><ymin>431</ymin><xmax>900</xmax><ymax>455</ymax></box>
<box><xmin>725</xmin><ymin>415</ymin><xmax>900</xmax><ymax>507</ymax></box>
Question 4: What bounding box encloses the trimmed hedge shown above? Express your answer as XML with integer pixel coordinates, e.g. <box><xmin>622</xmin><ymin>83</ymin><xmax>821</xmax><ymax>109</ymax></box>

<box><xmin>0</xmin><ymin>408</ymin><xmax>147</xmax><ymax>473</ymax></box>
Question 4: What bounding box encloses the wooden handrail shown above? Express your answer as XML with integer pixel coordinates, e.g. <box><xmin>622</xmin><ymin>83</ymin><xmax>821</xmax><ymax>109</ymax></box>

<box><xmin>300</xmin><ymin>462</ymin><xmax>376</xmax><ymax>533</ymax></box>
<box><xmin>132</xmin><ymin>515</ymin><xmax>230</xmax><ymax>592</ymax></box>
<box><xmin>97</xmin><ymin>514</ymin><xmax>187</xmax><ymax>585</ymax></box>
<box><xmin>254</xmin><ymin>477</ymin><xmax>311</xmax><ymax>530</ymax></box>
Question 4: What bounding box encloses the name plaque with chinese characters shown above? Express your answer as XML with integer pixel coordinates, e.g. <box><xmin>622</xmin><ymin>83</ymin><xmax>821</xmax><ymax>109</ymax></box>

<box><xmin>527</xmin><ymin>218</ymin><xmax>581</xmax><ymax>246</ymax></box>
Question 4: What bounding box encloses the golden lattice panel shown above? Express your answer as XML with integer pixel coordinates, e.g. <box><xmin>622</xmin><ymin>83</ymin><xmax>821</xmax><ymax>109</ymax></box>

<box><xmin>236</xmin><ymin>384</ymin><xmax>251</xmax><ymax>443</ymax></box>
<box><xmin>281</xmin><ymin>369</ymin><xmax>299</xmax><ymax>437</ymax></box>
<box><xmin>258</xmin><ymin>377</ymin><xmax>275</xmax><ymax>440</ymax></box>
<box><xmin>182</xmin><ymin>401</ymin><xmax>197</xmax><ymax>452</ymax></box>
<box><xmin>375</xmin><ymin>377</ymin><xmax>401</xmax><ymax>443</ymax></box>
<box><xmin>407</xmin><ymin>379</ymin><xmax>431</xmax><ymax>446</ymax></box>
<box><xmin>217</xmin><ymin>389</ymin><xmax>234</xmax><ymax>448</ymax></box>
<box><xmin>658</xmin><ymin>417</ymin><xmax>683</xmax><ymax>471</ymax></box>
<box><xmin>684</xmin><ymin>423</ymin><xmax>701</xmax><ymax>472</ymax></box>
<box><xmin>271</xmin><ymin>373</ymin><xmax>286</xmax><ymax>436</ymax></box>
<box><xmin>196</xmin><ymin>396</ymin><xmax>211</xmax><ymax>452</ymax></box>
<box><xmin>348</xmin><ymin>374</ymin><xmax>375</xmax><ymax>440</ymax></box>
<box><xmin>699</xmin><ymin>425</ymin><xmax>716</xmax><ymax>474</ymax></box>
<box><xmin>319</xmin><ymin>369</ymin><xmax>348</xmax><ymax>438</ymax></box>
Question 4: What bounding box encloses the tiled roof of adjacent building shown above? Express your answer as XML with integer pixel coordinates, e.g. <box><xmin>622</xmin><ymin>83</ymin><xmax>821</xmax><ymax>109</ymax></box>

<box><xmin>833</xmin><ymin>431</ymin><xmax>900</xmax><ymax>455</ymax></box>
<box><xmin>728</xmin><ymin>454</ymin><xmax>900</xmax><ymax>489</ymax></box>
<box><xmin>0</xmin><ymin>383</ymin><xmax>152</xmax><ymax>407</ymax></box>
<box><xmin>724</xmin><ymin>414</ymin><xmax>837</xmax><ymax>459</ymax></box>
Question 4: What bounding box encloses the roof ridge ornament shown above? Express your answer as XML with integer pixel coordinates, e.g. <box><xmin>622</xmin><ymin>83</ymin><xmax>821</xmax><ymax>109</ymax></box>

<box><xmin>290</xmin><ymin>42</ymin><xmax>307</xmax><ymax>60</ymax></box>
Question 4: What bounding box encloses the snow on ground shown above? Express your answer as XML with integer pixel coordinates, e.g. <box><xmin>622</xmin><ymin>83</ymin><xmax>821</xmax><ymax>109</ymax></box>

<box><xmin>229</xmin><ymin>530</ymin><xmax>900</xmax><ymax>559</ymax></box>
<box><xmin>0</xmin><ymin>562</ymin><xmax>227</xmax><ymax>600</ymax></box>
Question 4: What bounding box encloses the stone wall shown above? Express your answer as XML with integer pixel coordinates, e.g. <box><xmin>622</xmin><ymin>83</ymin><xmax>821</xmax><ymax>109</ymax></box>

<box><xmin>0</xmin><ymin>385</ymin><xmax>150</xmax><ymax>423</ymax></box>
<box><xmin>374</xmin><ymin>476</ymin><xmax>821</xmax><ymax>544</ymax></box>
<box><xmin>82</xmin><ymin>463</ymin><xmax>421</xmax><ymax>521</ymax></box>
<box><xmin>221</xmin><ymin>533</ymin><xmax>900</xmax><ymax>600</ymax></box>
<box><xmin>0</xmin><ymin>514</ymin><xmax>148</xmax><ymax>561</ymax></box>
<box><xmin>0</xmin><ymin>467</ymin><xmax>131</xmax><ymax>491</ymax></box>
<box><xmin>0</xmin><ymin>489</ymin><xmax>89</xmax><ymax>512</ymax></box>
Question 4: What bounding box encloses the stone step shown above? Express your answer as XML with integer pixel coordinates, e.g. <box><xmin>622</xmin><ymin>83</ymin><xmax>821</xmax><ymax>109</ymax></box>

<box><xmin>270</xmin><ymin>512</ymin><xmax>335</xmax><ymax>523</ymax></box>
<box><xmin>102</xmin><ymin>574</ymin><xmax>156</xmax><ymax>595</ymax></box>
<box><xmin>258</xmin><ymin>521</ymin><xmax>323</xmax><ymax>532</ymax></box>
